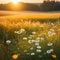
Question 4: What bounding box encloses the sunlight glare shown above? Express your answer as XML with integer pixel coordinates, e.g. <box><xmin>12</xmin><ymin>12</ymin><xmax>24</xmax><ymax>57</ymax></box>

<box><xmin>11</xmin><ymin>0</ymin><xmax>19</xmax><ymax>4</ymax></box>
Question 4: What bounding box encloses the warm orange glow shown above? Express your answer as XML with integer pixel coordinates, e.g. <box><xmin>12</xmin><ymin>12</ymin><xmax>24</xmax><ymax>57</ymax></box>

<box><xmin>52</xmin><ymin>54</ymin><xmax>57</xmax><ymax>59</ymax></box>
<box><xmin>12</xmin><ymin>54</ymin><xmax>19</xmax><ymax>59</ymax></box>
<box><xmin>11</xmin><ymin>0</ymin><xmax>19</xmax><ymax>4</ymax></box>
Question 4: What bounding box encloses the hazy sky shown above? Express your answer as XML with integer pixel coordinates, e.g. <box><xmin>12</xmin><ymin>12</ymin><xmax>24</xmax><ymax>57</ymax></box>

<box><xmin>0</xmin><ymin>0</ymin><xmax>60</xmax><ymax>3</ymax></box>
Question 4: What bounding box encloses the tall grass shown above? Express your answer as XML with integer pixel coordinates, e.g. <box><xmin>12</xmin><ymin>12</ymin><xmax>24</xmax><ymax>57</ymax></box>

<box><xmin>0</xmin><ymin>17</ymin><xmax>60</xmax><ymax>60</ymax></box>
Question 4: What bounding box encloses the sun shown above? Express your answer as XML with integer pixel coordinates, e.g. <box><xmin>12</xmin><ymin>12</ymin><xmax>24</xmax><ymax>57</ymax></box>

<box><xmin>11</xmin><ymin>0</ymin><xmax>19</xmax><ymax>4</ymax></box>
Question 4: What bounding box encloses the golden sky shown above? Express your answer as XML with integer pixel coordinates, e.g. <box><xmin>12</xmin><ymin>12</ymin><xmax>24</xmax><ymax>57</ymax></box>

<box><xmin>0</xmin><ymin>0</ymin><xmax>60</xmax><ymax>3</ymax></box>
<box><xmin>0</xmin><ymin>0</ymin><xmax>43</xmax><ymax>3</ymax></box>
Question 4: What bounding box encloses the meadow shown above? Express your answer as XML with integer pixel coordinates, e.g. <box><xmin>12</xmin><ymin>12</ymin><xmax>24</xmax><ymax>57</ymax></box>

<box><xmin>0</xmin><ymin>12</ymin><xmax>60</xmax><ymax>60</ymax></box>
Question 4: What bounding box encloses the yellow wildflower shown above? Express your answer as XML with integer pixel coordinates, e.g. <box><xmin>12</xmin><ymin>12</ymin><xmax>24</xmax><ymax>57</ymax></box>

<box><xmin>52</xmin><ymin>54</ymin><xmax>57</xmax><ymax>59</ymax></box>
<box><xmin>12</xmin><ymin>54</ymin><xmax>18</xmax><ymax>59</ymax></box>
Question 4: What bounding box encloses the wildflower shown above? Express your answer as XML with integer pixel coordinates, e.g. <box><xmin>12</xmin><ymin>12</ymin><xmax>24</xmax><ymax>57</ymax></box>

<box><xmin>19</xmin><ymin>28</ymin><xmax>25</xmax><ymax>34</ymax></box>
<box><xmin>47</xmin><ymin>43</ymin><xmax>53</xmax><ymax>46</ymax></box>
<box><xmin>35</xmin><ymin>43</ymin><xmax>39</xmax><ymax>46</ymax></box>
<box><xmin>48</xmin><ymin>30</ymin><xmax>56</xmax><ymax>37</ymax></box>
<box><xmin>28</xmin><ymin>40</ymin><xmax>32</xmax><ymax>44</ymax></box>
<box><xmin>36</xmin><ymin>46</ymin><xmax>41</xmax><ymax>49</ymax></box>
<box><xmin>24</xmin><ymin>50</ymin><xmax>27</xmax><ymax>52</ymax></box>
<box><xmin>52</xmin><ymin>54</ymin><xmax>57</xmax><ymax>59</ymax></box>
<box><xmin>51</xmin><ymin>23</ymin><xmax>54</xmax><ymax>26</ymax></box>
<box><xmin>32</xmin><ymin>31</ymin><xmax>36</xmax><ymax>34</ymax></box>
<box><xmin>40</xmin><ymin>37</ymin><xmax>44</xmax><ymax>42</ymax></box>
<box><xmin>46</xmin><ymin>49</ymin><xmax>54</xmax><ymax>54</ymax></box>
<box><xmin>6</xmin><ymin>40</ymin><xmax>11</xmax><ymax>44</ymax></box>
<box><xmin>36</xmin><ymin>49</ymin><xmax>41</xmax><ymax>52</ymax></box>
<box><xmin>14</xmin><ymin>31</ymin><xmax>19</xmax><ymax>34</ymax></box>
<box><xmin>23</xmin><ymin>37</ymin><xmax>27</xmax><ymax>40</ymax></box>
<box><xmin>50</xmin><ymin>49</ymin><xmax>54</xmax><ymax>52</ymax></box>
<box><xmin>20</xmin><ymin>29</ymin><xmax>25</xmax><ymax>32</ymax></box>
<box><xmin>41</xmin><ymin>37</ymin><xmax>44</xmax><ymax>40</ymax></box>
<box><xmin>46</xmin><ymin>50</ymin><xmax>51</xmax><ymax>54</ymax></box>
<box><xmin>32</xmin><ymin>40</ymin><xmax>35</xmax><ymax>43</ymax></box>
<box><xmin>30</xmin><ymin>47</ymin><xmax>34</xmax><ymax>50</ymax></box>
<box><xmin>12</xmin><ymin>54</ymin><xmax>19</xmax><ymax>59</ymax></box>
<box><xmin>31</xmin><ymin>53</ymin><xmax>35</xmax><ymax>55</ymax></box>
<box><xmin>29</xmin><ymin>35</ymin><xmax>33</xmax><ymax>38</ymax></box>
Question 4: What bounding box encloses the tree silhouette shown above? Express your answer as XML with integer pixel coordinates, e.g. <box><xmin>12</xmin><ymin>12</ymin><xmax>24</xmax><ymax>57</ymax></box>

<box><xmin>44</xmin><ymin>0</ymin><xmax>55</xmax><ymax>3</ymax></box>
<box><xmin>44</xmin><ymin>0</ymin><xmax>50</xmax><ymax>3</ymax></box>
<box><xmin>0</xmin><ymin>1</ymin><xmax>60</xmax><ymax>11</ymax></box>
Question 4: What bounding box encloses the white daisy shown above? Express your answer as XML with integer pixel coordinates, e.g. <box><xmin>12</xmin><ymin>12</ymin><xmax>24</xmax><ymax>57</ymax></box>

<box><xmin>47</xmin><ymin>43</ymin><xmax>53</xmax><ymax>46</ymax></box>
<box><xmin>32</xmin><ymin>40</ymin><xmax>35</xmax><ymax>43</ymax></box>
<box><xmin>35</xmin><ymin>43</ymin><xmax>39</xmax><ymax>46</ymax></box>
<box><xmin>28</xmin><ymin>40</ymin><xmax>32</xmax><ymax>44</ymax></box>
<box><xmin>30</xmin><ymin>47</ymin><xmax>34</xmax><ymax>50</ymax></box>
<box><xmin>48</xmin><ymin>30</ymin><xmax>56</xmax><ymax>37</ymax></box>
<box><xmin>36</xmin><ymin>46</ymin><xmax>41</xmax><ymax>49</ymax></box>
<box><xmin>40</xmin><ymin>37</ymin><xmax>44</xmax><ymax>41</ymax></box>
<box><xmin>19</xmin><ymin>29</ymin><xmax>25</xmax><ymax>34</ymax></box>
<box><xmin>23</xmin><ymin>37</ymin><xmax>27</xmax><ymax>40</ymax></box>
<box><xmin>14</xmin><ymin>31</ymin><xmax>19</xmax><ymax>34</ymax></box>
<box><xmin>6</xmin><ymin>40</ymin><xmax>11</xmax><ymax>44</ymax></box>
<box><xmin>31</xmin><ymin>53</ymin><xmax>35</xmax><ymax>55</ymax></box>
<box><xmin>36</xmin><ymin>49</ymin><xmax>41</xmax><ymax>52</ymax></box>
<box><xmin>50</xmin><ymin>49</ymin><xmax>54</xmax><ymax>52</ymax></box>
<box><xmin>46</xmin><ymin>50</ymin><xmax>51</xmax><ymax>54</ymax></box>
<box><xmin>32</xmin><ymin>32</ymin><xmax>36</xmax><ymax>34</ymax></box>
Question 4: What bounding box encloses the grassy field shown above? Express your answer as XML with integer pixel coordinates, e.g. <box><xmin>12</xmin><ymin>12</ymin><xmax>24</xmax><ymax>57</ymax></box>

<box><xmin>0</xmin><ymin>12</ymin><xmax>60</xmax><ymax>60</ymax></box>
<box><xmin>0</xmin><ymin>11</ymin><xmax>60</xmax><ymax>18</ymax></box>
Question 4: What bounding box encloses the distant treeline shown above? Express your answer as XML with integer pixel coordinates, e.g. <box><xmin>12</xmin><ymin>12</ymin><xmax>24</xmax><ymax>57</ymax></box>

<box><xmin>0</xmin><ymin>2</ymin><xmax>60</xmax><ymax>11</ymax></box>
